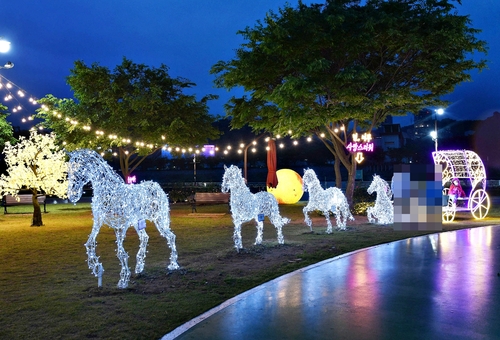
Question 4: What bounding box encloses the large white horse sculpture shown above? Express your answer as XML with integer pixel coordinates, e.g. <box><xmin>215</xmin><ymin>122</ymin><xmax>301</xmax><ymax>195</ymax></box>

<box><xmin>67</xmin><ymin>149</ymin><xmax>179</xmax><ymax>288</ymax></box>
<box><xmin>367</xmin><ymin>175</ymin><xmax>394</xmax><ymax>225</ymax></box>
<box><xmin>221</xmin><ymin>165</ymin><xmax>290</xmax><ymax>250</ymax></box>
<box><xmin>302</xmin><ymin>168</ymin><xmax>354</xmax><ymax>232</ymax></box>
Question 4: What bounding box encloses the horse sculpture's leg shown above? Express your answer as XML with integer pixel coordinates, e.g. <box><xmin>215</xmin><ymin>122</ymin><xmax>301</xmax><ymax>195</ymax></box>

<box><xmin>135</xmin><ymin>228</ymin><xmax>149</xmax><ymax>274</ymax></box>
<box><xmin>329</xmin><ymin>203</ymin><xmax>344</xmax><ymax>231</ymax></box>
<box><xmin>255</xmin><ymin>219</ymin><xmax>264</xmax><ymax>245</ymax></box>
<box><xmin>303</xmin><ymin>205</ymin><xmax>313</xmax><ymax>231</ymax></box>
<box><xmin>233</xmin><ymin>221</ymin><xmax>243</xmax><ymax>251</ymax></box>
<box><xmin>333</xmin><ymin>208</ymin><xmax>343</xmax><ymax>231</ymax></box>
<box><xmin>114</xmin><ymin>227</ymin><xmax>131</xmax><ymax>289</ymax></box>
<box><xmin>164</xmin><ymin>229</ymin><xmax>179</xmax><ymax>270</ymax></box>
<box><xmin>85</xmin><ymin>222</ymin><xmax>104</xmax><ymax>281</ymax></box>
<box><xmin>156</xmin><ymin>219</ymin><xmax>179</xmax><ymax>270</ymax></box>
<box><xmin>367</xmin><ymin>206</ymin><xmax>375</xmax><ymax>223</ymax></box>
<box><xmin>324</xmin><ymin>210</ymin><xmax>334</xmax><ymax>234</ymax></box>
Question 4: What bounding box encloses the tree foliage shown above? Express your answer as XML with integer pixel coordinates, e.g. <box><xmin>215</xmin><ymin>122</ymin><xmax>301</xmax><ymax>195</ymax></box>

<box><xmin>0</xmin><ymin>104</ymin><xmax>15</xmax><ymax>150</ymax></box>
<box><xmin>0</xmin><ymin>132</ymin><xmax>67</xmax><ymax>226</ymax></box>
<box><xmin>211</xmin><ymin>0</ymin><xmax>487</xmax><ymax>204</ymax></box>
<box><xmin>36</xmin><ymin>57</ymin><xmax>220</xmax><ymax>179</ymax></box>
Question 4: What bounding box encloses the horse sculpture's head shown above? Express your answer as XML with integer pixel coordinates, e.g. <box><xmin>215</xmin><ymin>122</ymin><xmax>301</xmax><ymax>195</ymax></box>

<box><xmin>367</xmin><ymin>175</ymin><xmax>380</xmax><ymax>195</ymax></box>
<box><xmin>67</xmin><ymin>150</ymin><xmax>93</xmax><ymax>203</ymax></box>
<box><xmin>302</xmin><ymin>168</ymin><xmax>316</xmax><ymax>192</ymax></box>
<box><xmin>368</xmin><ymin>175</ymin><xmax>392</xmax><ymax>198</ymax></box>
<box><xmin>221</xmin><ymin>165</ymin><xmax>243</xmax><ymax>193</ymax></box>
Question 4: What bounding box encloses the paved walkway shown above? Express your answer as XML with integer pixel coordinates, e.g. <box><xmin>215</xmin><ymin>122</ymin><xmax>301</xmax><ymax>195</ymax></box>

<box><xmin>164</xmin><ymin>225</ymin><xmax>500</xmax><ymax>340</ymax></box>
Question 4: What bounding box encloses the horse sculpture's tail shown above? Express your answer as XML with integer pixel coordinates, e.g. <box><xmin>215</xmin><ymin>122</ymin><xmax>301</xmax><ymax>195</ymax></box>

<box><xmin>269</xmin><ymin>211</ymin><xmax>290</xmax><ymax>244</ymax></box>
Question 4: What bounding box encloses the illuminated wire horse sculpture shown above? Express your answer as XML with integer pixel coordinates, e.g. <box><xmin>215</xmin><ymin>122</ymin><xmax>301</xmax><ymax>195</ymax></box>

<box><xmin>221</xmin><ymin>165</ymin><xmax>290</xmax><ymax>250</ymax></box>
<box><xmin>67</xmin><ymin>149</ymin><xmax>179</xmax><ymax>289</ymax></box>
<box><xmin>302</xmin><ymin>168</ymin><xmax>354</xmax><ymax>233</ymax></box>
<box><xmin>432</xmin><ymin>149</ymin><xmax>490</xmax><ymax>222</ymax></box>
<box><xmin>367</xmin><ymin>175</ymin><xmax>394</xmax><ymax>225</ymax></box>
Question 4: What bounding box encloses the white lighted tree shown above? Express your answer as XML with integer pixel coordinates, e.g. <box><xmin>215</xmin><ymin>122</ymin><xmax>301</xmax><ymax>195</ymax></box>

<box><xmin>0</xmin><ymin>131</ymin><xmax>68</xmax><ymax>226</ymax></box>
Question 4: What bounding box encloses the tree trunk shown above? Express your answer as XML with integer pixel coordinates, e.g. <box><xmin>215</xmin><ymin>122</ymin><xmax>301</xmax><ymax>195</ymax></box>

<box><xmin>32</xmin><ymin>193</ymin><xmax>43</xmax><ymax>227</ymax></box>
<box><xmin>118</xmin><ymin>147</ymin><xmax>159</xmax><ymax>181</ymax></box>
<box><xmin>345</xmin><ymin>156</ymin><xmax>357</xmax><ymax>208</ymax></box>
<box><xmin>334</xmin><ymin>154</ymin><xmax>342</xmax><ymax>188</ymax></box>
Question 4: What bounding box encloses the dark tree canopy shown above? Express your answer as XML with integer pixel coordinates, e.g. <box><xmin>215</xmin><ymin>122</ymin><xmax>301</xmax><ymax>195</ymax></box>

<box><xmin>0</xmin><ymin>105</ymin><xmax>15</xmax><ymax>150</ymax></box>
<box><xmin>37</xmin><ymin>57</ymin><xmax>220</xmax><ymax>178</ymax></box>
<box><xmin>211</xmin><ymin>0</ymin><xmax>487</xmax><ymax>203</ymax></box>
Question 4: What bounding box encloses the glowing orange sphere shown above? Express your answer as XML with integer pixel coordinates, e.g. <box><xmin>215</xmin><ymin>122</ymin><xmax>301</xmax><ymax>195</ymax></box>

<box><xmin>267</xmin><ymin>169</ymin><xmax>304</xmax><ymax>204</ymax></box>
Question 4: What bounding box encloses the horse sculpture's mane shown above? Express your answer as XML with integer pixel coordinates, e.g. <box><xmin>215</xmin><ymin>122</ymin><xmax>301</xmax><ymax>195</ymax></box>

<box><xmin>69</xmin><ymin>150</ymin><xmax>124</xmax><ymax>186</ymax></box>
<box><xmin>224</xmin><ymin>165</ymin><xmax>249</xmax><ymax>192</ymax></box>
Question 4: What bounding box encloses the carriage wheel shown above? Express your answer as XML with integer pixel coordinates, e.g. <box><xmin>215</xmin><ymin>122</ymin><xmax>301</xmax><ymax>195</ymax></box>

<box><xmin>442</xmin><ymin>201</ymin><xmax>455</xmax><ymax>223</ymax></box>
<box><xmin>470</xmin><ymin>189</ymin><xmax>490</xmax><ymax>220</ymax></box>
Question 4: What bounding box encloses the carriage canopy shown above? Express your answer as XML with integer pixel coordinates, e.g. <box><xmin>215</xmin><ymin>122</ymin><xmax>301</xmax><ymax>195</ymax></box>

<box><xmin>432</xmin><ymin>150</ymin><xmax>486</xmax><ymax>191</ymax></box>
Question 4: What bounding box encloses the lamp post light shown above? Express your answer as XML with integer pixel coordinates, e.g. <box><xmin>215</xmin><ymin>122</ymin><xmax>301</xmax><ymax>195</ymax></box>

<box><xmin>0</xmin><ymin>38</ymin><xmax>11</xmax><ymax>53</ymax></box>
<box><xmin>431</xmin><ymin>108</ymin><xmax>444</xmax><ymax>152</ymax></box>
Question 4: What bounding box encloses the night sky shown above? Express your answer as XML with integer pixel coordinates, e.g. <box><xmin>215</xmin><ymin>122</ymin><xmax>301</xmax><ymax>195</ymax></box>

<box><xmin>1</xmin><ymin>0</ymin><xmax>499</xmax><ymax>129</ymax></box>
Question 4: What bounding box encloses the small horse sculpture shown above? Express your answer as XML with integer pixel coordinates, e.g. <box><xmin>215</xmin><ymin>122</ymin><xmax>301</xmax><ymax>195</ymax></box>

<box><xmin>302</xmin><ymin>169</ymin><xmax>354</xmax><ymax>232</ymax></box>
<box><xmin>221</xmin><ymin>165</ymin><xmax>290</xmax><ymax>250</ymax></box>
<box><xmin>67</xmin><ymin>149</ymin><xmax>179</xmax><ymax>288</ymax></box>
<box><xmin>367</xmin><ymin>175</ymin><xmax>394</xmax><ymax>225</ymax></box>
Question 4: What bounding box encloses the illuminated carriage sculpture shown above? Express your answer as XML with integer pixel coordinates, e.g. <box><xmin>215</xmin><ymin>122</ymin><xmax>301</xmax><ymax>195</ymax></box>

<box><xmin>432</xmin><ymin>150</ymin><xmax>490</xmax><ymax>222</ymax></box>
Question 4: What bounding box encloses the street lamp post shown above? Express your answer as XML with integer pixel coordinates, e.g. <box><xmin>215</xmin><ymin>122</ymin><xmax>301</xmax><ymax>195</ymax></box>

<box><xmin>193</xmin><ymin>154</ymin><xmax>197</xmax><ymax>184</ymax></box>
<box><xmin>431</xmin><ymin>108</ymin><xmax>444</xmax><ymax>152</ymax></box>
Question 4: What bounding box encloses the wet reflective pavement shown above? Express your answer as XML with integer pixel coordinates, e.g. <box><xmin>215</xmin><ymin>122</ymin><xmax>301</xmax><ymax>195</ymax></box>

<box><xmin>164</xmin><ymin>226</ymin><xmax>500</xmax><ymax>340</ymax></box>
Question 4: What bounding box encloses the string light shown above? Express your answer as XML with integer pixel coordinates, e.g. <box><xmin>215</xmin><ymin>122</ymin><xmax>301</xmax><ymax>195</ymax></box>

<box><xmin>67</xmin><ymin>149</ymin><xmax>179</xmax><ymax>288</ymax></box>
<box><xmin>221</xmin><ymin>165</ymin><xmax>289</xmax><ymax>250</ymax></box>
<box><xmin>0</xmin><ymin>74</ymin><xmax>337</xmax><ymax>156</ymax></box>
<box><xmin>302</xmin><ymin>168</ymin><xmax>354</xmax><ymax>232</ymax></box>
<box><xmin>367</xmin><ymin>175</ymin><xmax>394</xmax><ymax>225</ymax></box>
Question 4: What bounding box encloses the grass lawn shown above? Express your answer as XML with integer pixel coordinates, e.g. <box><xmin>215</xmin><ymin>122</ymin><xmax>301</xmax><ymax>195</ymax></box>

<box><xmin>1</xmin><ymin>201</ymin><xmax>499</xmax><ymax>339</ymax></box>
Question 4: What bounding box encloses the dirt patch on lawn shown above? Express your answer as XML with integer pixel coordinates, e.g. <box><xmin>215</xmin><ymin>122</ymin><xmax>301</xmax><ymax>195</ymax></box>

<box><xmin>84</xmin><ymin>213</ymin><xmax>499</xmax><ymax>299</ymax></box>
